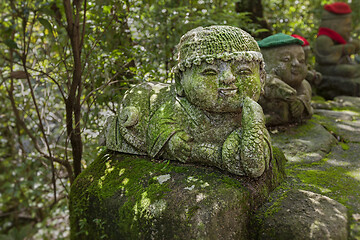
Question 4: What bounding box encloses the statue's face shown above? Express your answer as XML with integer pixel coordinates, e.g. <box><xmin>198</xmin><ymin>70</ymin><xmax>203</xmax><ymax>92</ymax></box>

<box><xmin>334</xmin><ymin>17</ymin><xmax>352</xmax><ymax>41</ymax></box>
<box><xmin>181</xmin><ymin>59</ymin><xmax>261</xmax><ymax>113</ymax></box>
<box><xmin>323</xmin><ymin>16</ymin><xmax>352</xmax><ymax>41</ymax></box>
<box><xmin>265</xmin><ymin>45</ymin><xmax>307</xmax><ymax>89</ymax></box>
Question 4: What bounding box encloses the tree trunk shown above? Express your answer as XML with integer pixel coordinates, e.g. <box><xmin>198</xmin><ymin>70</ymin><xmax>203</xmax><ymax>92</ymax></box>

<box><xmin>63</xmin><ymin>0</ymin><xmax>84</xmax><ymax>178</ymax></box>
<box><xmin>235</xmin><ymin>0</ymin><xmax>272</xmax><ymax>38</ymax></box>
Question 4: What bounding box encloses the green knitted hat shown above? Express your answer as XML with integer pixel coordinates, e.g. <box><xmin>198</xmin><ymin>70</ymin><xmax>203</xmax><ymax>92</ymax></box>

<box><xmin>173</xmin><ymin>25</ymin><xmax>263</xmax><ymax>73</ymax></box>
<box><xmin>257</xmin><ymin>33</ymin><xmax>304</xmax><ymax>48</ymax></box>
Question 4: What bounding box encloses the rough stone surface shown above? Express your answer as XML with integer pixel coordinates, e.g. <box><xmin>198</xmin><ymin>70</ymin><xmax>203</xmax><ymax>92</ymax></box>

<box><xmin>70</xmin><ymin>148</ymin><xmax>286</xmax><ymax>240</ymax></box>
<box><xmin>270</xmin><ymin>120</ymin><xmax>336</xmax><ymax>163</ymax></box>
<box><xmin>256</xmin><ymin>189</ymin><xmax>348</xmax><ymax>240</ymax></box>
<box><xmin>71</xmin><ymin>95</ymin><xmax>360</xmax><ymax>239</ymax></box>
<box><xmin>255</xmin><ymin>96</ymin><xmax>360</xmax><ymax>240</ymax></box>
<box><xmin>314</xmin><ymin>109</ymin><xmax>360</xmax><ymax>142</ymax></box>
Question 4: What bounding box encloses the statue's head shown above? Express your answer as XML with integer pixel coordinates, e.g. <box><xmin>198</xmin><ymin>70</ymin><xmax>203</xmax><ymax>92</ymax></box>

<box><xmin>291</xmin><ymin>34</ymin><xmax>311</xmax><ymax>63</ymax></box>
<box><xmin>258</xmin><ymin>33</ymin><xmax>307</xmax><ymax>89</ymax></box>
<box><xmin>320</xmin><ymin>2</ymin><xmax>352</xmax><ymax>41</ymax></box>
<box><xmin>172</xmin><ymin>25</ymin><xmax>265</xmax><ymax>113</ymax></box>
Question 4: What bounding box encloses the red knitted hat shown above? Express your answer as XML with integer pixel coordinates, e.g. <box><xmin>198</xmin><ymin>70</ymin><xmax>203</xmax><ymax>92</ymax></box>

<box><xmin>291</xmin><ymin>34</ymin><xmax>310</xmax><ymax>46</ymax></box>
<box><xmin>324</xmin><ymin>2</ymin><xmax>352</xmax><ymax>14</ymax></box>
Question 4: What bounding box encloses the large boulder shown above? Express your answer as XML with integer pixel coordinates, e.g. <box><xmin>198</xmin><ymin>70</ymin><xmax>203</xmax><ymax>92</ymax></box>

<box><xmin>255</xmin><ymin>189</ymin><xmax>348</xmax><ymax>240</ymax></box>
<box><xmin>70</xmin><ymin>148</ymin><xmax>286</xmax><ymax>239</ymax></box>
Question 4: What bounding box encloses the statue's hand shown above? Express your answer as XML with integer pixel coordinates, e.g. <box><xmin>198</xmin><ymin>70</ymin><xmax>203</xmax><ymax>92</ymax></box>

<box><xmin>314</xmin><ymin>71</ymin><xmax>322</xmax><ymax>85</ymax></box>
<box><xmin>168</xmin><ymin>132</ymin><xmax>193</xmax><ymax>163</ymax></box>
<box><xmin>349</xmin><ymin>39</ymin><xmax>360</xmax><ymax>53</ymax></box>
<box><xmin>289</xmin><ymin>99</ymin><xmax>305</xmax><ymax>118</ymax></box>
<box><xmin>266</xmin><ymin>77</ymin><xmax>297</xmax><ymax>100</ymax></box>
<box><xmin>240</xmin><ymin>97</ymin><xmax>268</xmax><ymax>178</ymax></box>
<box><xmin>343</xmin><ymin>43</ymin><xmax>357</xmax><ymax>55</ymax></box>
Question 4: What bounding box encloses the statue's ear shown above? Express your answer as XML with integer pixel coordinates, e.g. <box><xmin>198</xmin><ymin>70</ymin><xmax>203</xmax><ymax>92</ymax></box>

<box><xmin>175</xmin><ymin>71</ymin><xmax>185</xmax><ymax>97</ymax></box>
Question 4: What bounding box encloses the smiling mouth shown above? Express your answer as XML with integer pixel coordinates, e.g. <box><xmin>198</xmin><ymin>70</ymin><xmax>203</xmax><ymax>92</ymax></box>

<box><xmin>218</xmin><ymin>87</ymin><xmax>238</xmax><ymax>96</ymax></box>
<box><xmin>291</xmin><ymin>69</ymin><xmax>301</xmax><ymax>75</ymax></box>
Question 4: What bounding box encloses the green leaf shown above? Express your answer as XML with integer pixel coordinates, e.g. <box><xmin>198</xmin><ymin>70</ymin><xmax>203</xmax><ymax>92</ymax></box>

<box><xmin>4</xmin><ymin>39</ymin><xmax>18</xmax><ymax>49</ymax></box>
<box><xmin>38</xmin><ymin>18</ymin><xmax>53</xmax><ymax>35</ymax></box>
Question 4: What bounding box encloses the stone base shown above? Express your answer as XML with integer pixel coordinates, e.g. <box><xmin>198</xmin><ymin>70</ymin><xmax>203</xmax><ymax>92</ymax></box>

<box><xmin>70</xmin><ymin>148</ymin><xmax>286</xmax><ymax>239</ymax></box>
<box><xmin>254</xmin><ymin>189</ymin><xmax>348</xmax><ymax>240</ymax></box>
<box><xmin>317</xmin><ymin>75</ymin><xmax>360</xmax><ymax>99</ymax></box>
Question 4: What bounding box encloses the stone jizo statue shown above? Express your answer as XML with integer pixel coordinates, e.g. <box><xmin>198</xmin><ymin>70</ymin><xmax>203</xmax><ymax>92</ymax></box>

<box><xmin>102</xmin><ymin>26</ymin><xmax>272</xmax><ymax>178</ymax></box>
<box><xmin>258</xmin><ymin>33</ymin><xmax>313</xmax><ymax>126</ymax></box>
<box><xmin>314</xmin><ymin>2</ymin><xmax>360</xmax><ymax>98</ymax></box>
<box><xmin>291</xmin><ymin>34</ymin><xmax>322</xmax><ymax>87</ymax></box>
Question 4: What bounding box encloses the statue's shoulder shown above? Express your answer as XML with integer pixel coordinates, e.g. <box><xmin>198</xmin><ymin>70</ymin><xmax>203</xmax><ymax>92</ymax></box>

<box><xmin>124</xmin><ymin>81</ymin><xmax>171</xmax><ymax>98</ymax></box>
<box><xmin>315</xmin><ymin>35</ymin><xmax>336</xmax><ymax>47</ymax></box>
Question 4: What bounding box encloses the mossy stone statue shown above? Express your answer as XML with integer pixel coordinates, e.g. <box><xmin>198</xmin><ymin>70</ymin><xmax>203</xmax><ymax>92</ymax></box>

<box><xmin>258</xmin><ymin>33</ymin><xmax>313</xmax><ymax>126</ymax></box>
<box><xmin>102</xmin><ymin>25</ymin><xmax>271</xmax><ymax>178</ymax></box>
<box><xmin>314</xmin><ymin>2</ymin><xmax>360</xmax><ymax>99</ymax></box>
<box><xmin>70</xmin><ymin>26</ymin><xmax>287</xmax><ymax>239</ymax></box>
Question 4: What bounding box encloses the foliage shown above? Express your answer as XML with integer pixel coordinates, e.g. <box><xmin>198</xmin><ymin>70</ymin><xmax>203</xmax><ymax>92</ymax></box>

<box><xmin>263</xmin><ymin>0</ymin><xmax>360</xmax><ymax>43</ymax></box>
<box><xmin>0</xmin><ymin>0</ymin><xmax>359</xmax><ymax>239</ymax></box>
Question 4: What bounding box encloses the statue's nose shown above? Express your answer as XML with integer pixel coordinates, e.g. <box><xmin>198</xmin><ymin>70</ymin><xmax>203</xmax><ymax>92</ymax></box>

<box><xmin>291</xmin><ymin>58</ymin><xmax>300</xmax><ymax>66</ymax></box>
<box><xmin>220</xmin><ymin>70</ymin><xmax>236</xmax><ymax>85</ymax></box>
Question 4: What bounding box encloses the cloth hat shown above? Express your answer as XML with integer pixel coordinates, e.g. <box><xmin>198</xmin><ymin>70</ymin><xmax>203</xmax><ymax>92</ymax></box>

<box><xmin>173</xmin><ymin>25</ymin><xmax>263</xmax><ymax>73</ymax></box>
<box><xmin>258</xmin><ymin>33</ymin><xmax>304</xmax><ymax>48</ymax></box>
<box><xmin>324</xmin><ymin>2</ymin><xmax>352</xmax><ymax>14</ymax></box>
<box><xmin>291</xmin><ymin>34</ymin><xmax>310</xmax><ymax>46</ymax></box>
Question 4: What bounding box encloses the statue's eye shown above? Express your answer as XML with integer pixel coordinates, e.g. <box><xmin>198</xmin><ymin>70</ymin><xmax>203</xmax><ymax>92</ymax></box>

<box><xmin>299</xmin><ymin>58</ymin><xmax>305</xmax><ymax>64</ymax></box>
<box><xmin>201</xmin><ymin>68</ymin><xmax>218</xmax><ymax>76</ymax></box>
<box><xmin>237</xmin><ymin>68</ymin><xmax>252</xmax><ymax>75</ymax></box>
<box><xmin>281</xmin><ymin>57</ymin><xmax>290</xmax><ymax>62</ymax></box>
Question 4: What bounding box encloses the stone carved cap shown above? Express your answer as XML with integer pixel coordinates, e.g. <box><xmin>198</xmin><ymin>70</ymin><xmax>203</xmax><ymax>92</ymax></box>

<box><xmin>172</xmin><ymin>25</ymin><xmax>264</xmax><ymax>73</ymax></box>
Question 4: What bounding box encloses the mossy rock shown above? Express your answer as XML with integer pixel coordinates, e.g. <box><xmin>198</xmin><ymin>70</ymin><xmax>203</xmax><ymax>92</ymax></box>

<box><xmin>254</xmin><ymin>189</ymin><xmax>348</xmax><ymax>240</ymax></box>
<box><xmin>70</xmin><ymin>148</ymin><xmax>286</xmax><ymax>240</ymax></box>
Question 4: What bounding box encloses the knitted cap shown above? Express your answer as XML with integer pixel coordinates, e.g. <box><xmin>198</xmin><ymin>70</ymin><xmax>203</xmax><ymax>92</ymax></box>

<box><xmin>173</xmin><ymin>25</ymin><xmax>263</xmax><ymax>73</ymax></box>
<box><xmin>291</xmin><ymin>34</ymin><xmax>310</xmax><ymax>46</ymax></box>
<box><xmin>322</xmin><ymin>2</ymin><xmax>352</xmax><ymax>20</ymax></box>
<box><xmin>324</xmin><ymin>2</ymin><xmax>352</xmax><ymax>14</ymax></box>
<box><xmin>258</xmin><ymin>33</ymin><xmax>304</xmax><ymax>48</ymax></box>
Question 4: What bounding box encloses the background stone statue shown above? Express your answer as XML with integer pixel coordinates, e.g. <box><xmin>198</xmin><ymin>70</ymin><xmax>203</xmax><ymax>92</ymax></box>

<box><xmin>258</xmin><ymin>33</ymin><xmax>313</xmax><ymax>126</ymax></box>
<box><xmin>291</xmin><ymin>34</ymin><xmax>322</xmax><ymax>88</ymax></box>
<box><xmin>314</xmin><ymin>2</ymin><xmax>360</xmax><ymax>98</ymax></box>
<box><xmin>102</xmin><ymin>25</ymin><xmax>272</xmax><ymax>178</ymax></box>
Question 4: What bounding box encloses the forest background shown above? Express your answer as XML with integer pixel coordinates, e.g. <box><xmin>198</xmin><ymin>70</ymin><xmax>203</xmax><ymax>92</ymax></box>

<box><xmin>0</xmin><ymin>0</ymin><xmax>359</xmax><ymax>239</ymax></box>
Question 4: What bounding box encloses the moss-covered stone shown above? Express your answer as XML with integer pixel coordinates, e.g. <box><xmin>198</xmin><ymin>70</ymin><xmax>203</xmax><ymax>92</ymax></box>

<box><xmin>254</xmin><ymin>189</ymin><xmax>348</xmax><ymax>240</ymax></box>
<box><xmin>70</xmin><ymin>147</ymin><xmax>286</xmax><ymax>239</ymax></box>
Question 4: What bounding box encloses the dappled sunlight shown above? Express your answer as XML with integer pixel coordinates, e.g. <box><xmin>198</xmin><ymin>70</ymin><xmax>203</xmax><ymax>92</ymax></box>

<box><xmin>97</xmin><ymin>158</ymin><xmax>115</xmax><ymax>189</ymax></box>
<box><xmin>310</xmin><ymin>220</ymin><xmax>330</xmax><ymax>239</ymax></box>
<box><xmin>326</xmin><ymin>158</ymin><xmax>350</xmax><ymax>167</ymax></box>
<box><xmin>346</xmin><ymin>169</ymin><xmax>360</xmax><ymax>181</ymax></box>
<box><xmin>133</xmin><ymin>192</ymin><xmax>151</xmax><ymax>221</ymax></box>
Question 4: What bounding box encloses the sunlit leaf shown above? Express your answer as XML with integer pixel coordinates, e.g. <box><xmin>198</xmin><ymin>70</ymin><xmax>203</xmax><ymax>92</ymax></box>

<box><xmin>38</xmin><ymin>18</ymin><xmax>53</xmax><ymax>36</ymax></box>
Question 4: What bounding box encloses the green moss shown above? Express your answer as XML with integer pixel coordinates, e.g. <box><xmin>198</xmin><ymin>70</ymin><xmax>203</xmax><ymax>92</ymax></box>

<box><xmin>311</xmin><ymin>95</ymin><xmax>326</xmax><ymax>102</ymax></box>
<box><xmin>263</xmin><ymin>189</ymin><xmax>288</xmax><ymax>218</ymax></box>
<box><xmin>70</xmin><ymin>151</ymin><xmax>179</xmax><ymax>239</ymax></box>
<box><xmin>339</xmin><ymin>142</ymin><xmax>350</xmax><ymax>150</ymax></box>
<box><xmin>71</xmin><ymin>146</ymin><xmax>286</xmax><ymax>239</ymax></box>
<box><xmin>285</xmin><ymin>154</ymin><xmax>360</xmax><ymax>236</ymax></box>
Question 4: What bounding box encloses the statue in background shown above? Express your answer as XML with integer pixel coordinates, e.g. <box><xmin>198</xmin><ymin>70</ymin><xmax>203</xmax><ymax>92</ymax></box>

<box><xmin>102</xmin><ymin>26</ymin><xmax>272</xmax><ymax>178</ymax></box>
<box><xmin>258</xmin><ymin>33</ymin><xmax>313</xmax><ymax>126</ymax></box>
<box><xmin>314</xmin><ymin>2</ymin><xmax>360</xmax><ymax>98</ymax></box>
<box><xmin>291</xmin><ymin>34</ymin><xmax>322</xmax><ymax>89</ymax></box>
